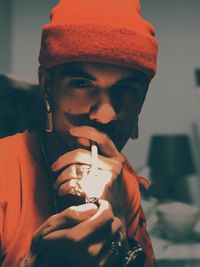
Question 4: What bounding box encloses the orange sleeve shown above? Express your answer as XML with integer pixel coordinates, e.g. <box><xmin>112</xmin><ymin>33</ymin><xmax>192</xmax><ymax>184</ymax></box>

<box><xmin>0</xmin><ymin>133</ymin><xmax>54</xmax><ymax>267</ymax></box>
<box><xmin>122</xmin><ymin>160</ymin><xmax>155</xmax><ymax>267</ymax></box>
<box><xmin>0</xmin><ymin>136</ymin><xmax>22</xmax><ymax>266</ymax></box>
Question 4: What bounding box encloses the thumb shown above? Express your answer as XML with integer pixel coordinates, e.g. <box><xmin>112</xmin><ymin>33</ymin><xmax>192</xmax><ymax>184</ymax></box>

<box><xmin>32</xmin><ymin>203</ymin><xmax>98</xmax><ymax>245</ymax></box>
<box><xmin>64</xmin><ymin>203</ymin><xmax>98</xmax><ymax>224</ymax></box>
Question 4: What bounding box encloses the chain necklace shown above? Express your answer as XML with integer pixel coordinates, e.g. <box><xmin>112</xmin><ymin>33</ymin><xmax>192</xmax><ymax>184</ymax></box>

<box><xmin>39</xmin><ymin>132</ymin><xmax>58</xmax><ymax>214</ymax></box>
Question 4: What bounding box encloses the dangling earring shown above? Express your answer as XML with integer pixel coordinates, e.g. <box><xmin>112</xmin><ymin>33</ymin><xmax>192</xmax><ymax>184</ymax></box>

<box><xmin>45</xmin><ymin>100</ymin><xmax>53</xmax><ymax>132</ymax></box>
<box><xmin>131</xmin><ymin>119</ymin><xmax>139</xmax><ymax>139</ymax></box>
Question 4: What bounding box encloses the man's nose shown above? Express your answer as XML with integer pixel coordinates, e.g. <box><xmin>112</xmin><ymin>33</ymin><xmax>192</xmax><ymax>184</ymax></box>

<box><xmin>89</xmin><ymin>94</ymin><xmax>117</xmax><ymax>124</ymax></box>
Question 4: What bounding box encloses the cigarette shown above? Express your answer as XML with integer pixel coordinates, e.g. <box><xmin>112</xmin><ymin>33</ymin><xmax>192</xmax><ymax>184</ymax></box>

<box><xmin>91</xmin><ymin>141</ymin><xmax>98</xmax><ymax>174</ymax></box>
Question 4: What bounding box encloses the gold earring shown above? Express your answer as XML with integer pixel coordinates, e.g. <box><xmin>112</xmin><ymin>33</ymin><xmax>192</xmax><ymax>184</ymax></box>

<box><xmin>131</xmin><ymin>119</ymin><xmax>139</xmax><ymax>140</ymax></box>
<box><xmin>45</xmin><ymin>100</ymin><xmax>53</xmax><ymax>132</ymax></box>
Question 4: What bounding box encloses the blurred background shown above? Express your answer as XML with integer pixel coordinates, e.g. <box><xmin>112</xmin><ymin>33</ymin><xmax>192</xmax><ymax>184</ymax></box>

<box><xmin>1</xmin><ymin>1</ymin><xmax>200</xmax><ymax>266</ymax></box>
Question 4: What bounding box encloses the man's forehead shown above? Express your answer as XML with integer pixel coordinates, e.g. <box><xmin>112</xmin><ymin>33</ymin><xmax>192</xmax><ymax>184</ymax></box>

<box><xmin>50</xmin><ymin>62</ymin><xmax>148</xmax><ymax>85</ymax></box>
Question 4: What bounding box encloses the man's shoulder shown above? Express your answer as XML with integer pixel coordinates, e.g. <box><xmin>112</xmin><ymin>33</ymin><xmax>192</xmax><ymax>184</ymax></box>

<box><xmin>0</xmin><ymin>132</ymin><xmax>25</xmax><ymax>151</ymax></box>
<box><xmin>122</xmin><ymin>155</ymin><xmax>139</xmax><ymax>184</ymax></box>
<box><xmin>0</xmin><ymin>132</ymin><xmax>30</xmax><ymax>165</ymax></box>
<box><xmin>0</xmin><ymin>134</ymin><xmax>27</xmax><ymax>202</ymax></box>
<box><xmin>122</xmin><ymin>155</ymin><xmax>151</xmax><ymax>189</ymax></box>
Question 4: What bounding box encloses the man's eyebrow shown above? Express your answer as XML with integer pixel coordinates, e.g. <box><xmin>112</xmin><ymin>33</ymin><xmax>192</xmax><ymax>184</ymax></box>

<box><xmin>116</xmin><ymin>75</ymin><xmax>148</xmax><ymax>85</ymax></box>
<box><xmin>61</xmin><ymin>68</ymin><xmax>96</xmax><ymax>80</ymax></box>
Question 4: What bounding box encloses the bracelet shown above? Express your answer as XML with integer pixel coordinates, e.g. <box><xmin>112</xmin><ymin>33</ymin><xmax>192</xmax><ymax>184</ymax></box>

<box><xmin>123</xmin><ymin>239</ymin><xmax>145</xmax><ymax>267</ymax></box>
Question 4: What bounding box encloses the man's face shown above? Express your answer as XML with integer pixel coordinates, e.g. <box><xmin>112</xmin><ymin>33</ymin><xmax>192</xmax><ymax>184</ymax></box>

<box><xmin>44</xmin><ymin>62</ymin><xmax>149</xmax><ymax>152</ymax></box>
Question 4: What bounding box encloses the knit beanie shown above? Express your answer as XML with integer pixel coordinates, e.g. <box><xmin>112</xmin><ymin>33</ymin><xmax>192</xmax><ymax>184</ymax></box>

<box><xmin>39</xmin><ymin>0</ymin><xmax>158</xmax><ymax>79</ymax></box>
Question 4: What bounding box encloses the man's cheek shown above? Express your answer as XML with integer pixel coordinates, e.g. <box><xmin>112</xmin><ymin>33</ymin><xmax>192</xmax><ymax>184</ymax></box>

<box><xmin>59</xmin><ymin>99</ymin><xmax>91</xmax><ymax>115</ymax></box>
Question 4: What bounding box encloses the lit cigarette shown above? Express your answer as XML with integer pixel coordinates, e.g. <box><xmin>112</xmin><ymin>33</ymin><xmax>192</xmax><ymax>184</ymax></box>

<box><xmin>91</xmin><ymin>141</ymin><xmax>98</xmax><ymax>174</ymax></box>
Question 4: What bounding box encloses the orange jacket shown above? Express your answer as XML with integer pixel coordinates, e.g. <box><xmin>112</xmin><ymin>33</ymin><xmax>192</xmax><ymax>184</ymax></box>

<box><xmin>0</xmin><ymin>132</ymin><xmax>154</xmax><ymax>267</ymax></box>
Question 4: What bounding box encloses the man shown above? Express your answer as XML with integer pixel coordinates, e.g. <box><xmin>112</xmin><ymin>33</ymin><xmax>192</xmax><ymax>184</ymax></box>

<box><xmin>0</xmin><ymin>0</ymin><xmax>158</xmax><ymax>266</ymax></box>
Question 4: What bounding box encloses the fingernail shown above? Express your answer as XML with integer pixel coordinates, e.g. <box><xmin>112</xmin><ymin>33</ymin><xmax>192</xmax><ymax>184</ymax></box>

<box><xmin>77</xmin><ymin>137</ymin><xmax>90</xmax><ymax>147</ymax></box>
<box><xmin>69</xmin><ymin>127</ymin><xmax>78</xmax><ymax>133</ymax></box>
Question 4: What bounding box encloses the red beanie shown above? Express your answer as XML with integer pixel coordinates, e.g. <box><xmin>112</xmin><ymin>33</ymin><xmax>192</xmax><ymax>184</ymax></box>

<box><xmin>39</xmin><ymin>0</ymin><xmax>158</xmax><ymax>79</ymax></box>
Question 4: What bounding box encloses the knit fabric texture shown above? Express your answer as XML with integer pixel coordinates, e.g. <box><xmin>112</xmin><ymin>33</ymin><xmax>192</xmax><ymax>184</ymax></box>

<box><xmin>39</xmin><ymin>0</ymin><xmax>158</xmax><ymax>79</ymax></box>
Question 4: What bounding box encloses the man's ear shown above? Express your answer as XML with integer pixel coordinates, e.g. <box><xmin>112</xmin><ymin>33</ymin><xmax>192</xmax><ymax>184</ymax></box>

<box><xmin>38</xmin><ymin>66</ymin><xmax>51</xmax><ymax>99</ymax></box>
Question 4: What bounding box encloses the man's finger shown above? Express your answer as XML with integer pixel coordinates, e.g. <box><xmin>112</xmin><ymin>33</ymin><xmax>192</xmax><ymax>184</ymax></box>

<box><xmin>53</xmin><ymin>164</ymin><xmax>77</xmax><ymax>189</ymax></box>
<box><xmin>51</xmin><ymin>148</ymin><xmax>120</xmax><ymax>172</ymax></box>
<box><xmin>69</xmin><ymin>126</ymin><xmax>122</xmax><ymax>158</ymax></box>
<box><xmin>32</xmin><ymin>203</ymin><xmax>98</xmax><ymax>243</ymax></box>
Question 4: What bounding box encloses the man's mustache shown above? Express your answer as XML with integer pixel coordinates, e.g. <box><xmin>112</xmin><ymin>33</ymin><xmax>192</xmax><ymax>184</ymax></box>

<box><xmin>64</xmin><ymin>112</ymin><xmax>117</xmax><ymax>135</ymax></box>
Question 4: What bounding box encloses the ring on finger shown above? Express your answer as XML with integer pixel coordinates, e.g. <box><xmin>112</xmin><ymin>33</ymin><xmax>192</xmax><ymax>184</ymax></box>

<box><xmin>75</xmin><ymin>164</ymin><xmax>91</xmax><ymax>179</ymax></box>
<box><xmin>85</xmin><ymin>197</ymin><xmax>100</xmax><ymax>208</ymax></box>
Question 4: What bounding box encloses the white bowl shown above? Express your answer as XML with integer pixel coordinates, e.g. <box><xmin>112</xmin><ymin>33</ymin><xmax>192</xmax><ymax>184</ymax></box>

<box><xmin>157</xmin><ymin>202</ymin><xmax>200</xmax><ymax>240</ymax></box>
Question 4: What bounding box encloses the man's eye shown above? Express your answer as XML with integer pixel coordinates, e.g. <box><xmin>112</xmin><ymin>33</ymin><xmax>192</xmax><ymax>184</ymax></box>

<box><xmin>121</xmin><ymin>85</ymin><xmax>138</xmax><ymax>95</ymax></box>
<box><xmin>69</xmin><ymin>79</ymin><xmax>93</xmax><ymax>89</ymax></box>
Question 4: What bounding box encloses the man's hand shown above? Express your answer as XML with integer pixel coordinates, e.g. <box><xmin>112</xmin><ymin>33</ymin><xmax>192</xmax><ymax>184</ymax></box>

<box><xmin>47</xmin><ymin>126</ymin><xmax>130</xmax><ymax>266</ymax></box>
<box><xmin>52</xmin><ymin>126</ymin><xmax>125</xmax><ymax>218</ymax></box>
<box><xmin>20</xmin><ymin>200</ymin><xmax>124</xmax><ymax>267</ymax></box>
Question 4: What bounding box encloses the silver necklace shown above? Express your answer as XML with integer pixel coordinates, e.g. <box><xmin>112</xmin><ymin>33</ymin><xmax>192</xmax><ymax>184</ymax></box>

<box><xmin>39</xmin><ymin>132</ymin><xmax>58</xmax><ymax>214</ymax></box>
